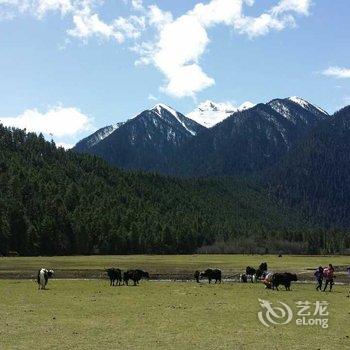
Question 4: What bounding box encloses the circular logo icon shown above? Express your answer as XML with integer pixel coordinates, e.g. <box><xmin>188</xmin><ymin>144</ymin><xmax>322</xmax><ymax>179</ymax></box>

<box><xmin>258</xmin><ymin>298</ymin><xmax>293</xmax><ymax>327</ymax></box>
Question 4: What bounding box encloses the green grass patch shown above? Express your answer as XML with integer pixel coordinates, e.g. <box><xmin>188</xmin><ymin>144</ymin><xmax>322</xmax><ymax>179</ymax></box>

<box><xmin>0</xmin><ymin>279</ymin><xmax>349</xmax><ymax>349</ymax></box>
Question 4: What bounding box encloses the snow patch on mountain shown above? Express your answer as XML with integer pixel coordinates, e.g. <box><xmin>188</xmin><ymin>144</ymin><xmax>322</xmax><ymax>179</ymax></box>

<box><xmin>152</xmin><ymin>103</ymin><xmax>197</xmax><ymax>136</ymax></box>
<box><xmin>268</xmin><ymin>100</ymin><xmax>296</xmax><ymax>123</ymax></box>
<box><xmin>84</xmin><ymin>122</ymin><xmax>124</xmax><ymax>148</ymax></box>
<box><xmin>98</xmin><ymin>123</ymin><xmax>123</xmax><ymax>140</ymax></box>
<box><xmin>187</xmin><ymin>100</ymin><xmax>255</xmax><ymax>128</ymax></box>
<box><xmin>152</xmin><ymin>103</ymin><xmax>178</xmax><ymax>118</ymax></box>
<box><xmin>288</xmin><ymin>96</ymin><xmax>328</xmax><ymax>115</ymax></box>
<box><xmin>269</xmin><ymin>97</ymin><xmax>329</xmax><ymax>125</ymax></box>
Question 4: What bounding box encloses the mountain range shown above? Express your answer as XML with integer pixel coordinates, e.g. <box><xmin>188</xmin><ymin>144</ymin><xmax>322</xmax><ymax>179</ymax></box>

<box><xmin>73</xmin><ymin>97</ymin><xmax>350</xmax><ymax>234</ymax></box>
<box><xmin>73</xmin><ymin>96</ymin><xmax>330</xmax><ymax>176</ymax></box>
<box><xmin>1</xmin><ymin>97</ymin><xmax>350</xmax><ymax>255</ymax></box>
<box><xmin>173</xmin><ymin>97</ymin><xmax>329</xmax><ymax>177</ymax></box>
<box><xmin>74</xmin><ymin>103</ymin><xmax>204</xmax><ymax>172</ymax></box>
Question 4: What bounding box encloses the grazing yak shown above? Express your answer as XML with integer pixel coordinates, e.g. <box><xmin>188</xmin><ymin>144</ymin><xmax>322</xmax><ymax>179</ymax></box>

<box><xmin>123</xmin><ymin>269</ymin><xmax>149</xmax><ymax>286</ymax></box>
<box><xmin>200</xmin><ymin>269</ymin><xmax>222</xmax><ymax>284</ymax></box>
<box><xmin>272</xmin><ymin>272</ymin><xmax>298</xmax><ymax>291</ymax></box>
<box><xmin>245</xmin><ymin>262</ymin><xmax>268</xmax><ymax>282</ymax></box>
<box><xmin>106</xmin><ymin>268</ymin><xmax>122</xmax><ymax>286</ymax></box>
<box><xmin>37</xmin><ymin>268</ymin><xmax>54</xmax><ymax>290</ymax></box>
<box><xmin>245</xmin><ymin>266</ymin><xmax>257</xmax><ymax>282</ymax></box>
<box><xmin>256</xmin><ymin>262</ymin><xmax>268</xmax><ymax>279</ymax></box>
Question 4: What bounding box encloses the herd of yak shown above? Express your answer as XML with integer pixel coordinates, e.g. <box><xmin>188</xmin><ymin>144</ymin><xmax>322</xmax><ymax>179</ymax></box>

<box><xmin>37</xmin><ymin>263</ymin><xmax>298</xmax><ymax>291</ymax></box>
<box><xmin>106</xmin><ymin>268</ymin><xmax>150</xmax><ymax>286</ymax></box>
<box><xmin>193</xmin><ymin>263</ymin><xmax>297</xmax><ymax>291</ymax></box>
<box><xmin>105</xmin><ymin>262</ymin><xmax>297</xmax><ymax>291</ymax></box>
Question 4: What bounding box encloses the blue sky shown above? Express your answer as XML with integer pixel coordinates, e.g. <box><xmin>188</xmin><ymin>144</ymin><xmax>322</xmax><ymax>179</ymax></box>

<box><xmin>0</xmin><ymin>0</ymin><xmax>349</xmax><ymax>147</ymax></box>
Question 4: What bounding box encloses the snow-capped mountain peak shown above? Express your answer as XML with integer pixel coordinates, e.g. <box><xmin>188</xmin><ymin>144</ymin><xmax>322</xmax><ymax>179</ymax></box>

<box><xmin>187</xmin><ymin>100</ymin><xmax>255</xmax><ymax>128</ymax></box>
<box><xmin>152</xmin><ymin>103</ymin><xmax>179</xmax><ymax>118</ymax></box>
<box><xmin>268</xmin><ymin>97</ymin><xmax>329</xmax><ymax>126</ymax></box>
<box><xmin>288</xmin><ymin>96</ymin><xmax>328</xmax><ymax>115</ymax></box>
<box><xmin>239</xmin><ymin>101</ymin><xmax>255</xmax><ymax>110</ymax></box>
<box><xmin>289</xmin><ymin>96</ymin><xmax>309</xmax><ymax>108</ymax></box>
<box><xmin>150</xmin><ymin>103</ymin><xmax>199</xmax><ymax>136</ymax></box>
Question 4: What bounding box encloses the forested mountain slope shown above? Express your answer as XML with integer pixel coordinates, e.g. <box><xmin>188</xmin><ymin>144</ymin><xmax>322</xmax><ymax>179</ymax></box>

<box><xmin>0</xmin><ymin>125</ymin><xmax>310</xmax><ymax>256</ymax></box>
<box><xmin>265</xmin><ymin>106</ymin><xmax>350</xmax><ymax>232</ymax></box>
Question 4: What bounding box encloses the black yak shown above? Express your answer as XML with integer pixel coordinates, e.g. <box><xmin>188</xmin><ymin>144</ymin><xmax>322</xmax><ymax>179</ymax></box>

<box><xmin>200</xmin><ymin>269</ymin><xmax>222</xmax><ymax>284</ymax></box>
<box><xmin>256</xmin><ymin>262</ymin><xmax>268</xmax><ymax>279</ymax></box>
<box><xmin>245</xmin><ymin>262</ymin><xmax>268</xmax><ymax>282</ymax></box>
<box><xmin>123</xmin><ymin>269</ymin><xmax>149</xmax><ymax>286</ymax></box>
<box><xmin>106</xmin><ymin>268</ymin><xmax>122</xmax><ymax>286</ymax></box>
<box><xmin>245</xmin><ymin>266</ymin><xmax>257</xmax><ymax>282</ymax></box>
<box><xmin>272</xmin><ymin>272</ymin><xmax>298</xmax><ymax>291</ymax></box>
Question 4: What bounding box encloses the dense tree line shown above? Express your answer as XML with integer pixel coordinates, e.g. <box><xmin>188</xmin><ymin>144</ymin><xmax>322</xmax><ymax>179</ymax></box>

<box><xmin>0</xmin><ymin>125</ymin><xmax>320</xmax><ymax>256</ymax></box>
<box><xmin>265</xmin><ymin>107</ymin><xmax>350</xmax><ymax>232</ymax></box>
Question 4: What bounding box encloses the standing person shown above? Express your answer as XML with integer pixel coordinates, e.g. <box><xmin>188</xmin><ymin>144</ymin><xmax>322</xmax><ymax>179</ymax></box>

<box><xmin>314</xmin><ymin>266</ymin><xmax>324</xmax><ymax>291</ymax></box>
<box><xmin>261</xmin><ymin>272</ymin><xmax>273</xmax><ymax>289</ymax></box>
<box><xmin>323</xmin><ymin>264</ymin><xmax>335</xmax><ymax>292</ymax></box>
<box><xmin>194</xmin><ymin>270</ymin><xmax>200</xmax><ymax>283</ymax></box>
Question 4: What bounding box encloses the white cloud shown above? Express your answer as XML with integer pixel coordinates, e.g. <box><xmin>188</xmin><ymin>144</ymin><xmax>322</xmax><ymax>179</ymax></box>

<box><xmin>0</xmin><ymin>105</ymin><xmax>93</xmax><ymax>137</ymax></box>
<box><xmin>161</xmin><ymin>64</ymin><xmax>214</xmax><ymax>98</ymax></box>
<box><xmin>131</xmin><ymin>0</ymin><xmax>143</xmax><ymax>11</ymax></box>
<box><xmin>68</xmin><ymin>11</ymin><xmax>125</xmax><ymax>42</ymax></box>
<box><xmin>113</xmin><ymin>15</ymin><xmax>145</xmax><ymax>39</ymax></box>
<box><xmin>153</xmin><ymin>13</ymin><xmax>212</xmax><ymax>97</ymax></box>
<box><xmin>189</xmin><ymin>0</ymin><xmax>244</xmax><ymax>27</ymax></box>
<box><xmin>322</xmin><ymin>66</ymin><xmax>350</xmax><ymax>79</ymax></box>
<box><xmin>136</xmin><ymin>0</ymin><xmax>312</xmax><ymax>98</ymax></box>
<box><xmin>147</xmin><ymin>4</ymin><xmax>172</xmax><ymax>30</ymax></box>
<box><xmin>271</xmin><ymin>0</ymin><xmax>312</xmax><ymax>15</ymax></box>
<box><xmin>0</xmin><ymin>0</ymin><xmax>75</xmax><ymax>18</ymax></box>
<box><xmin>0</xmin><ymin>0</ymin><xmax>313</xmax><ymax>98</ymax></box>
<box><xmin>35</xmin><ymin>0</ymin><xmax>73</xmax><ymax>18</ymax></box>
<box><xmin>0</xmin><ymin>0</ymin><xmax>146</xmax><ymax>43</ymax></box>
<box><xmin>67</xmin><ymin>6</ymin><xmax>145</xmax><ymax>43</ymax></box>
<box><xmin>234</xmin><ymin>13</ymin><xmax>294</xmax><ymax>38</ymax></box>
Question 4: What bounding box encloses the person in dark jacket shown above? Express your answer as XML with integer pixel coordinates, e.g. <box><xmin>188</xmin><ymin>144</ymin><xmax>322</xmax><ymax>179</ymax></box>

<box><xmin>194</xmin><ymin>270</ymin><xmax>200</xmax><ymax>283</ymax></box>
<box><xmin>314</xmin><ymin>266</ymin><xmax>324</xmax><ymax>291</ymax></box>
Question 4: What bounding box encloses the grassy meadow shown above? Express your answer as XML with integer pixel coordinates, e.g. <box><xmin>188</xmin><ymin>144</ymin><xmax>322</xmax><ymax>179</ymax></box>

<box><xmin>1</xmin><ymin>255</ymin><xmax>350</xmax><ymax>349</ymax></box>
<box><xmin>1</xmin><ymin>254</ymin><xmax>350</xmax><ymax>280</ymax></box>
<box><xmin>0</xmin><ymin>279</ymin><xmax>350</xmax><ymax>349</ymax></box>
